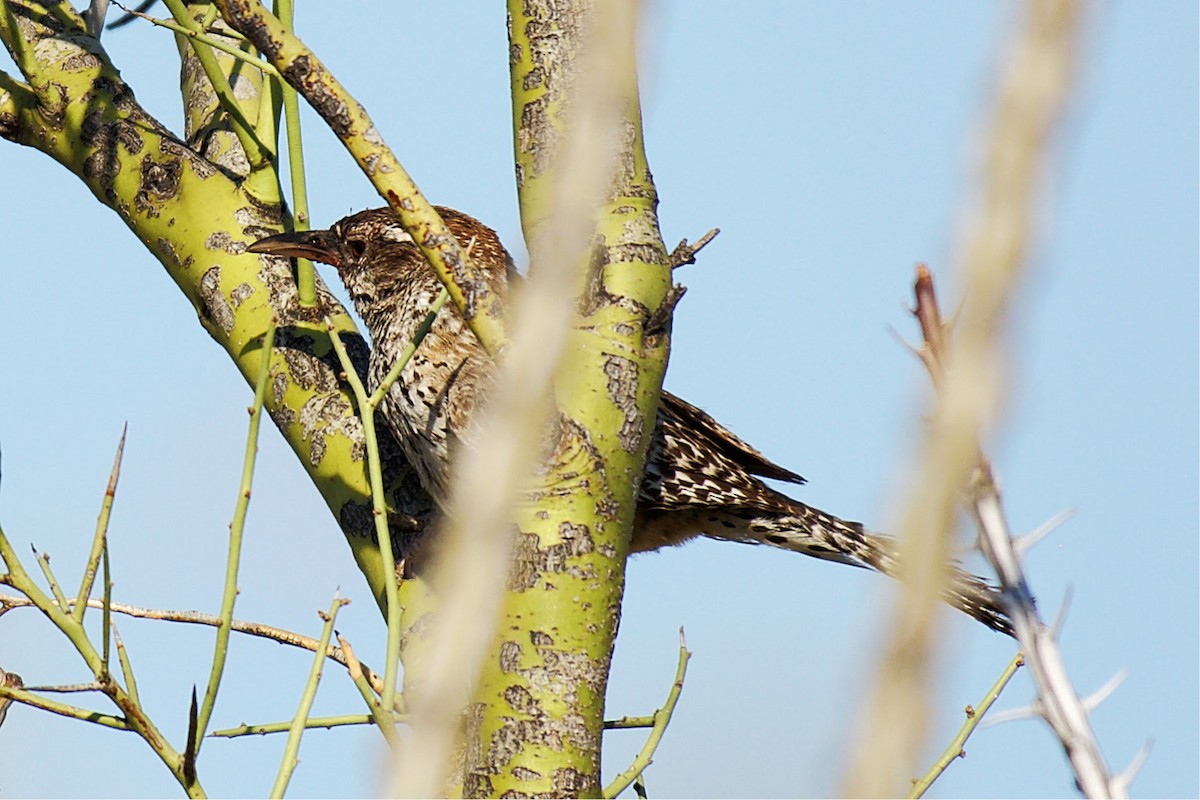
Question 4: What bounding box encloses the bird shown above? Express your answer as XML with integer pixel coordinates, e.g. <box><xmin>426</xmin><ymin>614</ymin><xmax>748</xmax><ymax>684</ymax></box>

<box><xmin>249</xmin><ymin>206</ymin><xmax>1013</xmax><ymax>635</ymax></box>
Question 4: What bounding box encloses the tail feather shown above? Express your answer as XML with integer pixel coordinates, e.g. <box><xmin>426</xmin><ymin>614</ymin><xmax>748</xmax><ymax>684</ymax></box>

<box><xmin>707</xmin><ymin>505</ymin><xmax>1014</xmax><ymax>636</ymax></box>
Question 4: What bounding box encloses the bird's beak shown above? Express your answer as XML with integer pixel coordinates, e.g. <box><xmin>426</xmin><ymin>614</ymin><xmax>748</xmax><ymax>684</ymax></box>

<box><xmin>247</xmin><ymin>229</ymin><xmax>342</xmax><ymax>268</ymax></box>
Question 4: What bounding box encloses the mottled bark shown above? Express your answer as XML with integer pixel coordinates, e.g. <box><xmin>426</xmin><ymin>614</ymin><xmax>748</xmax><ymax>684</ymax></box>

<box><xmin>0</xmin><ymin>0</ymin><xmax>433</xmax><ymax>612</ymax></box>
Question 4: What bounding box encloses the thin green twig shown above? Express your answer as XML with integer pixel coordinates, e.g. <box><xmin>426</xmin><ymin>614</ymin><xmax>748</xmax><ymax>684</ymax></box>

<box><xmin>602</xmin><ymin>630</ymin><xmax>692</xmax><ymax>799</ymax></box>
<box><xmin>112</xmin><ymin>619</ymin><xmax>141</xmax><ymax>708</ymax></box>
<box><xmin>1</xmin><ymin>536</ymin><xmax>90</xmax><ymax>671</ymax></box>
<box><xmin>0</xmin><ymin>681</ymin><xmax>129</xmax><ymax>731</ymax></box>
<box><xmin>338</xmin><ymin>632</ymin><xmax>402</xmax><ymax>748</ymax></box>
<box><xmin>273</xmin><ymin>0</ymin><xmax>315</xmax><ymax>308</ymax></box>
<box><xmin>367</xmin><ymin>289</ymin><xmax>450</xmax><ymax>408</ymax></box>
<box><xmin>32</xmin><ymin>547</ymin><xmax>69</xmax><ymax>612</ymax></box>
<box><xmin>195</xmin><ymin>321</ymin><xmax>277</xmax><ymax>756</ymax></box>
<box><xmin>0</xmin><ymin>592</ymin><xmax>389</xmax><ymax>697</ymax></box>
<box><xmin>160</xmin><ymin>0</ymin><xmax>272</xmax><ymax>167</ymax></box>
<box><xmin>212</xmin><ymin>712</ymin><xmax>395</xmax><ymax>738</ymax></box>
<box><xmin>908</xmin><ymin>652</ymin><xmax>1025</xmax><ymax>798</ymax></box>
<box><xmin>603</xmin><ymin>715</ymin><xmax>655</xmax><ymax>730</ymax></box>
<box><xmin>325</xmin><ymin>324</ymin><xmax>403</xmax><ymax>723</ymax></box>
<box><xmin>112</xmin><ymin>2</ymin><xmax>279</xmax><ymax>78</ymax></box>
<box><xmin>101</xmin><ymin>536</ymin><xmax>112</xmax><ymax>671</ymax></box>
<box><xmin>74</xmin><ymin>425</ymin><xmax>126</xmax><ymax>625</ymax></box>
<box><xmin>269</xmin><ymin>594</ymin><xmax>347</xmax><ymax>799</ymax></box>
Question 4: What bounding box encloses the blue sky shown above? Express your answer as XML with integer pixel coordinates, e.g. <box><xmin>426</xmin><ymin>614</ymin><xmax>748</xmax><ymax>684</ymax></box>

<box><xmin>1</xmin><ymin>2</ymin><xmax>1196</xmax><ymax>797</ymax></box>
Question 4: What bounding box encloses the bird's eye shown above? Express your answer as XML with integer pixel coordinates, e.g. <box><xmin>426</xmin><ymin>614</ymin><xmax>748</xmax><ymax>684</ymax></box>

<box><xmin>347</xmin><ymin>238</ymin><xmax>367</xmax><ymax>260</ymax></box>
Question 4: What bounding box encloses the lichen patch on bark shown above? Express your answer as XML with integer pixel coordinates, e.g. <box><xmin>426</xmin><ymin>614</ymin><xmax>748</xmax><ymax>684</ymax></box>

<box><xmin>602</xmin><ymin>354</ymin><xmax>643</xmax><ymax>452</ymax></box>
<box><xmin>198</xmin><ymin>266</ymin><xmax>235</xmax><ymax>334</ymax></box>
<box><xmin>509</xmin><ymin>522</ymin><xmax>598</xmax><ymax>592</ymax></box>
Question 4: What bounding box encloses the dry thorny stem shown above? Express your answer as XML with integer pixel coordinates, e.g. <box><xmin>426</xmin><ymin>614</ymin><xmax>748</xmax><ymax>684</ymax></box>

<box><xmin>911</xmin><ymin>264</ymin><xmax>1141</xmax><ymax>799</ymax></box>
<box><xmin>843</xmin><ymin>3</ymin><xmax>1143</xmax><ymax>798</ymax></box>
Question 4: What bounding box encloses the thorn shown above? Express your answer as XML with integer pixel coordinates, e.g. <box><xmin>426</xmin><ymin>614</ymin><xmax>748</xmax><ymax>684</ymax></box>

<box><xmin>885</xmin><ymin>324</ymin><xmax>921</xmax><ymax>358</ymax></box>
<box><xmin>1015</xmin><ymin>507</ymin><xmax>1077</xmax><ymax>558</ymax></box>
<box><xmin>183</xmin><ymin>687</ymin><xmax>198</xmax><ymax>785</ymax></box>
<box><xmin>1082</xmin><ymin>668</ymin><xmax>1127</xmax><ymax>713</ymax></box>
<box><xmin>1050</xmin><ymin>586</ymin><xmax>1075</xmax><ymax>640</ymax></box>
<box><xmin>982</xmin><ymin>702</ymin><xmax>1042</xmax><ymax>728</ymax></box>
<box><xmin>1113</xmin><ymin>738</ymin><xmax>1153</xmax><ymax>795</ymax></box>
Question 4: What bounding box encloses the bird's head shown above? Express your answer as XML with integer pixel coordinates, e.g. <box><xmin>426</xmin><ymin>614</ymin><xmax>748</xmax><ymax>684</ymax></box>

<box><xmin>248</xmin><ymin>207</ymin><xmax>426</xmax><ymax>308</ymax></box>
<box><xmin>248</xmin><ymin>206</ymin><xmax>511</xmax><ymax>314</ymax></box>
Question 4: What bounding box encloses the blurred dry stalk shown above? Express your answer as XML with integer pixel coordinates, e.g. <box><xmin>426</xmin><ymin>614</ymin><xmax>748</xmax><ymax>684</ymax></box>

<box><xmin>842</xmin><ymin>1</ymin><xmax>1085</xmax><ymax>796</ymax></box>
<box><xmin>386</xmin><ymin>2</ymin><xmax>640</xmax><ymax>795</ymax></box>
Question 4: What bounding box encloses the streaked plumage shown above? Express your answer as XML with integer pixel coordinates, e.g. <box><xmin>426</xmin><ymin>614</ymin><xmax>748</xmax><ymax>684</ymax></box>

<box><xmin>250</xmin><ymin>206</ymin><xmax>1012</xmax><ymax>635</ymax></box>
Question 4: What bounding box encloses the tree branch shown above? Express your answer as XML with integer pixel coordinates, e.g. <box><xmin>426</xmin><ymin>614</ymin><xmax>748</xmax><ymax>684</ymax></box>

<box><xmin>213</xmin><ymin>0</ymin><xmax>507</xmax><ymax>354</ymax></box>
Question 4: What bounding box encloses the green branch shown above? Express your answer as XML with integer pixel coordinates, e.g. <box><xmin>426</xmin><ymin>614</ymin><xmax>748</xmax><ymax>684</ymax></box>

<box><xmin>161</xmin><ymin>0</ymin><xmax>272</xmax><ymax>168</ymax></box>
<box><xmin>73</xmin><ymin>425</ymin><xmax>126</xmax><ymax>625</ymax></box>
<box><xmin>112</xmin><ymin>2</ymin><xmax>280</xmax><ymax>77</ymax></box>
<box><xmin>908</xmin><ymin>652</ymin><xmax>1025</xmax><ymax>798</ymax></box>
<box><xmin>0</xmin><ymin>518</ymin><xmax>204</xmax><ymax>796</ymax></box>
<box><xmin>211</xmin><ymin>712</ymin><xmax>407</xmax><ymax>738</ymax></box>
<box><xmin>195</xmin><ymin>321</ymin><xmax>277</xmax><ymax>757</ymax></box>
<box><xmin>273</xmin><ymin>0</ymin><xmax>316</xmax><ymax>307</ymax></box>
<box><xmin>270</xmin><ymin>594</ymin><xmax>346</xmax><ymax>799</ymax></box>
<box><xmin>0</xmin><ymin>681</ymin><xmax>129</xmax><ymax>731</ymax></box>
<box><xmin>603</xmin><ymin>632</ymin><xmax>691</xmax><ymax>799</ymax></box>
<box><xmin>324</xmin><ymin>323</ymin><xmax>403</xmax><ymax>724</ymax></box>
<box><xmin>214</xmin><ymin>0</ymin><xmax>508</xmax><ymax>354</ymax></box>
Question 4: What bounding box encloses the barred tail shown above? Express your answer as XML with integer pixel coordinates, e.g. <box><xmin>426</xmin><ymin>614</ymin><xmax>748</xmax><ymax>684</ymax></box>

<box><xmin>712</xmin><ymin>504</ymin><xmax>1014</xmax><ymax>636</ymax></box>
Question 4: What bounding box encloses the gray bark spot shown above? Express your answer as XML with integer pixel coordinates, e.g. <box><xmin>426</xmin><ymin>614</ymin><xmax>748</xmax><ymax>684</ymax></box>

<box><xmin>229</xmin><ymin>282</ymin><xmax>253</xmax><ymax>308</ymax></box>
<box><xmin>281</xmin><ymin>56</ymin><xmax>352</xmax><ymax>137</ymax></box>
<box><xmin>509</xmin><ymin>522</ymin><xmax>597</xmax><ymax>592</ymax></box>
<box><xmin>198</xmin><ymin>266</ymin><xmax>234</xmax><ymax>334</ymax></box>
<box><xmin>602</xmin><ymin>354</ymin><xmax>643</xmax><ymax>452</ymax></box>
<box><xmin>136</xmin><ymin>153</ymin><xmax>181</xmax><ymax>215</ymax></box>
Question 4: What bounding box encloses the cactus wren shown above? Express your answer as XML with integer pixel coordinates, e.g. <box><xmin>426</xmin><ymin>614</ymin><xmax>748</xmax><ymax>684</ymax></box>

<box><xmin>250</xmin><ymin>206</ymin><xmax>1012</xmax><ymax>635</ymax></box>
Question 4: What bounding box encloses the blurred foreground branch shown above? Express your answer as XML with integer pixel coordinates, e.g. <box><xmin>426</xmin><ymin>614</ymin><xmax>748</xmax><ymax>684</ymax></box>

<box><xmin>843</xmin><ymin>2</ymin><xmax>1101</xmax><ymax>796</ymax></box>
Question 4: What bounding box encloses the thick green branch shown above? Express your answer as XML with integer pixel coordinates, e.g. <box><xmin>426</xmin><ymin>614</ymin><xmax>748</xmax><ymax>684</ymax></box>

<box><xmin>439</xmin><ymin>1</ymin><xmax>674</xmax><ymax>795</ymax></box>
<box><xmin>214</xmin><ymin>0</ymin><xmax>507</xmax><ymax>354</ymax></box>
<box><xmin>0</xmin><ymin>0</ymin><xmax>434</xmax><ymax>613</ymax></box>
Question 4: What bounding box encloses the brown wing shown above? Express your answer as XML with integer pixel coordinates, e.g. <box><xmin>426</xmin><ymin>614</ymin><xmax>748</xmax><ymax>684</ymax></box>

<box><xmin>658</xmin><ymin>392</ymin><xmax>804</xmax><ymax>484</ymax></box>
<box><xmin>639</xmin><ymin>391</ymin><xmax>806</xmax><ymax>513</ymax></box>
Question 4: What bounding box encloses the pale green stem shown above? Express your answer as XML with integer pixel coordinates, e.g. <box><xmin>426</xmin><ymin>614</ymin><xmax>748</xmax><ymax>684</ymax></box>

<box><xmin>117</xmin><ymin>5</ymin><xmax>280</xmax><ymax>77</ymax></box>
<box><xmin>367</xmin><ymin>289</ymin><xmax>449</xmax><ymax>407</ymax></box>
<box><xmin>195</xmin><ymin>322</ymin><xmax>277</xmax><ymax>756</ymax></box>
<box><xmin>0</xmin><ymin>682</ymin><xmax>129</xmax><ymax>730</ymax></box>
<box><xmin>101</xmin><ymin>537</ymin><xmax>112</xmax><ymax>670</ymax></box>
<box><xmin>270</xmin><ymin>595</ymin><xmax>346</xmax><ymax>799</ymax></box>
<box><xmin>73</xmin><ymin>425</ymin><xmax>126</xmax><ymax>624</ymax></box>
<box><xmin>161</xmin><ymin>0</ymin><xmax>272</xmax><ymax>166</ymax></box>
<box><xmin>908</xmin><ymin>651</ymin><xmax>1025</xmax><ymax>798</ymax></box>
<box><xmin>112</xmin><ymin>619</ymin><xmax>141</xmax><ymax>708</ymax></box>
<box><xmin>603</xmin><ymin>633</ymin><xmax>692</xmax><ymax>799</ymax></box>
<box><xmin>0</xmin><ymin>526</ymin><xmax>201</xmax><ymax>795</ymax></box>
<box><xmin>324</xmin><ymin>324</ymin><xmax>403</xmax><ymax>721</ymax></box>
<box><xmin>212</xmin><ymin>712</ymin><xmax>411</xmax><ymax>738</ymax></box>
<box><xmin>273</xmin><ymin>0</ymin><xmax>315</xmax><ymax>307</ymax></box>
<box><xmin>338</xmin><ymin>633</ymin><xmax>402</xmax><ymax>748</ymax></box>
<box><xmin>33</xmin><ymin>548</ymin><xmax>69</xmax><ymax>612</ymax></box>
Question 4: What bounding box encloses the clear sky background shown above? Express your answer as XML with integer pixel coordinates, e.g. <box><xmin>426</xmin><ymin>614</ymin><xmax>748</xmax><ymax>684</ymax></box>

<box><xmin>1</xmin><ymin>2</ymin><xmax>1196</xmax><ymax>798</ymax></box>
